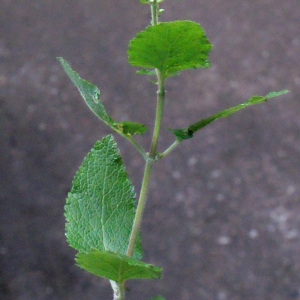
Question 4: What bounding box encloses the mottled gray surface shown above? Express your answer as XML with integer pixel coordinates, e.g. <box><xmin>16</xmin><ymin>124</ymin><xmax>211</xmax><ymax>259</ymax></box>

<box><xmin>1</xmin><ymin>0</ymin><xmax>300</xmax><ymax>299</ymax></box>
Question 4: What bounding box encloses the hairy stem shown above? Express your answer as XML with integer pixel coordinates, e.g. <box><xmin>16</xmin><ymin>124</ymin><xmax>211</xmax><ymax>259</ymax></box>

<box><xmin>159</xmin><ymin>138</ymin><xmax>180</xmax><ymax>159</ymax></box>
<box><xmin>150</xmin><ymin>0</ymin><xmax>159</xmax><ymax>26</ymax></box>
<box><xmin>127</xmin><ymin>159</ymin><xmax>154</xmax><ymax>257</ymax></box>
<box><xmin>127</xmin><ymin>71</ymin><xmax>165</xmax><ymax>258</ymax></box>
<box><xmin>110</xmin><ymin>281</ymin><xmax>125</xmax><ymax>300</ymax></box>
<box><xmin>150</xmin><ymin>74</ymin><xmax>165</xmax><ymax>157</ymax></box>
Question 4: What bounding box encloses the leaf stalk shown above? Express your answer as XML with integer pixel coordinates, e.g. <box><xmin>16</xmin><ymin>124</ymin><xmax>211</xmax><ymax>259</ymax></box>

<box><xmin>150</xmin><ymin>0</ymin><xmax>159</xmax><ymax>25</ymax></box>
<box><xmin>110</xmin><ymin>281</ymin><xmax>125</xmax><ymax>300</ymax></box>
<box><xmin>159</xmin><ymin>139</ymin><xmax>180</xmax><ymax>159</ymax></box>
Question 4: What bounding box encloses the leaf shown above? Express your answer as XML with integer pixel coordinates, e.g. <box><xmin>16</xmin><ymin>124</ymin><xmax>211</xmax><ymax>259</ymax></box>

<box><xmin>76</xmin><ymin>250</ymin><xmax>162</xmax><ymax>283</ymax></box>
<box><xmin>117</xmin><ymin>121</ymin><xmax>148</xmax><ymax>136</ymax></box>
<box><xmin>58</xmin><ymin>57</ymin><xmax>115</xmax><ymax>127</ymax></box>
<box><xmin>128</xmin><ymin>21</ymin><xmax>212</xmax><ymax>78</ymax></box>
<box><xmin>65</xmin><ymin>135</ymin><xmax>142</xmax><ymax>259</ymax></box>
<box><xmin>172</xmin><ymin>90</ymin><xmax>290</xmax><ymax>141</ymax></box>
<box><xmin>149</xmin><ymin>296</ymin><xmax>166</xmax><ymax>300</ymax></box>
<box><xmin>136</xmin><ymin>69</ymin><xmax>157</xmax><ymax>76</ymax></box>
<box><xmin>58</xmin><ymin>57</ymin><xmax>148</xmax><ymax>136</ymax></box>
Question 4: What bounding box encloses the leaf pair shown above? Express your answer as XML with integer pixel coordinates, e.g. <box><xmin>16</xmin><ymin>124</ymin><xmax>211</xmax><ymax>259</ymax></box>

<box><xmin>65</xmin><ymin>135</ymin><xmax>162</xmax><ymax>282</ymax></box>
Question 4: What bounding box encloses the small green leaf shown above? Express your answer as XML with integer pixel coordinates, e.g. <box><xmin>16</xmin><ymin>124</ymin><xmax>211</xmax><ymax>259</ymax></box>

<box><xmin>171</xmin><ymin>129</ymin><xmax>193</xmax><ymax>141</ymax></box>
<box><xmin>136</xmin><ymin>69</ymin><xmax>157</xmax><ymax>76</ymax></box>
<box><xmin>172</xmin><ymin>90</ymin><xmax>290</xmax><ymax>140</ymax></box>
<box><xmin>65</xmin><ymin>135</ymin><xmax>142</xmax><ymax>259</ymax></box>
<box><xmin>128</xmin><ymin>21</ymin><xmax>212</xmax><ymax>78</ymax></box>
<box><xmin>117</xmin><ymin>121</ymin><xmax>148</xmax><ymax>136</ymax></box>
<box><xmin>149</xmin><ymin>296</ymin><xmax>166</xmax><ymax>300</ymax></box>
<box><xmin>58</xmin><ymin>57</ymin><xmax>116</xmax><ymax>127</ymax></box>
<box><xmin>76</xmin><ymin>250</ymin><xmax>162</xmax><ymax>283</ymax></box>
<box><xmin>58</xmin><ymin>57</ymin><xmax>149</xmax><ymax>136</ymax></box>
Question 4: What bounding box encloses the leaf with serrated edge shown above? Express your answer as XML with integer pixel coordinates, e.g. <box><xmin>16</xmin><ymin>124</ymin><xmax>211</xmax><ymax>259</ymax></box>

<box><xmin>76</xmin><ymin>250</ymin><xmax>162</xmax><ymax>283</ymax></box>
<box><xmin>128</xmin><ymin>21</ymin><xmax>212</xmax><ymax>78</ymax></box>
<box><xmin>65</xmin><ymin>135</ymin><xmax>142</xmax><ymax>259</ymax></box>
<box><xmin>172</xmin><ymin>90</ymin><xmax>290</xmax><ymax>141</ymax></box>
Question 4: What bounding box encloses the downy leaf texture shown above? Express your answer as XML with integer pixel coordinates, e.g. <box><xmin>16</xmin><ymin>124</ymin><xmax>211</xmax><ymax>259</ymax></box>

<box><xmin>128</xmin><ymin>21</ymin><xmax>212</xmax><ymax>78</ymax></box>
<box><xmin>65</xmin><ymin>135</ymin><xmax>142</xmax><ymax>259</ymax></box>
<box><xmin>172</xmin><ymin>90</ymin><xmax>290</xmax><ymax>141</ymax></box>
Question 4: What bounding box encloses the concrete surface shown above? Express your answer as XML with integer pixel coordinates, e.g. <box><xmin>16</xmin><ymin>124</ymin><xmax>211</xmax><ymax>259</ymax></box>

<box><xmin>1</xmin><ymin>0</ymin><xmax>300</xmax><ymax>299</ymax></box>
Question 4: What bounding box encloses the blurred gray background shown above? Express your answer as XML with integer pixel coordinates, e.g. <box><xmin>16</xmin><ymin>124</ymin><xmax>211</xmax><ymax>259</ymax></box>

<box><xmin>1</xmin><ymin>0</ymin><xmax>300</xmax><ymax>299</ymax></box>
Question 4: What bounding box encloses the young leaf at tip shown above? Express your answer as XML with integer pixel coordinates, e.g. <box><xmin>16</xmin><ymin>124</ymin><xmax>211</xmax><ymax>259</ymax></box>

<box><xmin>128</xmin><ymin>21</ymin><xmax>213</xmax><ymax>79</ymax></box>
<box><xmin>171</xmin><ymin>90</ymin><xmax>290</xmax><ymax>141</ymax></box>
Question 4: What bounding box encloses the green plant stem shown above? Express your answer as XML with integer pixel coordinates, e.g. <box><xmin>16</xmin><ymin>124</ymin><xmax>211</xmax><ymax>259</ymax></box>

<box><xmin>126</xmin><ymin>0</ymin><xmax>165</xmax><ymax>258</ymax></box>
<box><xmin>127</xmin><ymin>159</ymin><xmax>154</xmax><ymax>257</ymax></box>
<box><xmin>150</xmin><ymin>72</ymin><xmax>165</xmax><ymax>157</ymax></box>
<box><xmin>159</xmin><ymin>138</ymin><xmax>180</xmax><ymax>159</ymax></box>
<box><xmin>110</xmin><ymin>281</ymin><xmax>125</xmax><ymax>300</ymax></box>
<box><xmin>127</xmin><ymin>71</ymin><xmax>165</xmax><ymax>258</ymax></box>
<box><xmin>127</xmin><ymin>75</ymin><xmax>165</xmax><ymax>256</ymax></box>
<box><xmin>150</xmin><ymin>0</ymin><xmax>159</xmax><ymax>26</ymax></box>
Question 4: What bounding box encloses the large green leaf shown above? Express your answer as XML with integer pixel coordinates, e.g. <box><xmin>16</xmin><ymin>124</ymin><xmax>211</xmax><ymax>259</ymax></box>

<box><xmin>65</xmin><ymin>135</ymin><xmax>142</xmax><ymax>259</ymax></box>
<box><xmin>58</xmin><ymin>57</ymin><xmax>148</xmax><ymax>136</ymax></box>
<box><xmin>76</xmin><ymin>250</ymin><xmax>162</xmax><ymax>283</ymax></box>
<box><xmin>128</xmin><ymin>21</ymin><xmax>212</xmax><ymax>78</ymax></box>
<box><xmin>172</xmin><ymin>90</ymin><xmax>290</xmax><ymax>141</ymax></box>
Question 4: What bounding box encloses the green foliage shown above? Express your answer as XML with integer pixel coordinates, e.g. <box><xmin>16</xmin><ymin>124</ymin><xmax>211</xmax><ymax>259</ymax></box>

<box><xmin>76</xmin><ymin>250</ymin><xmax>162</xmax><ymax>283</ymax></box>
<box><xmin>58</xmin><ymin>57</ymin><xmax>148</xmax><ymax>137</ymax></box>
<box><xmin>140</xmin><ymin>0</ymin><xmax>165</xmax><ymax>4</ymax></box>
<box><xmin>65</xmin><ymin>135</ymin><xmax>142</xmax><ymax>258</ymax></box>
<box><xmin>117</xmin><ymin>121</ymin><xmax>148</xmax><ymax>136</ymax></box>
<box><xmin>59</xmin><ymin>0</ymin><xmax>289</xmax><ymax>298</ymax></box>
<box><xmin>57</xmin><ymin>57</ymin><xmax>114</xmax><ymax>126</ymax></box>
<box><xmin>149</xmin><ymin>296</ymin><xmax>166</xmax><ymax>300</ymax></box>
<box><xmin>128</xmin><ymin>21</ymin><xmax>212</xmax><ymax>79</ymax></box>
<box><xmin>172</xmin><ymin>90</ymin><xmax>290</xmax><ymax>141</ymax></box>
